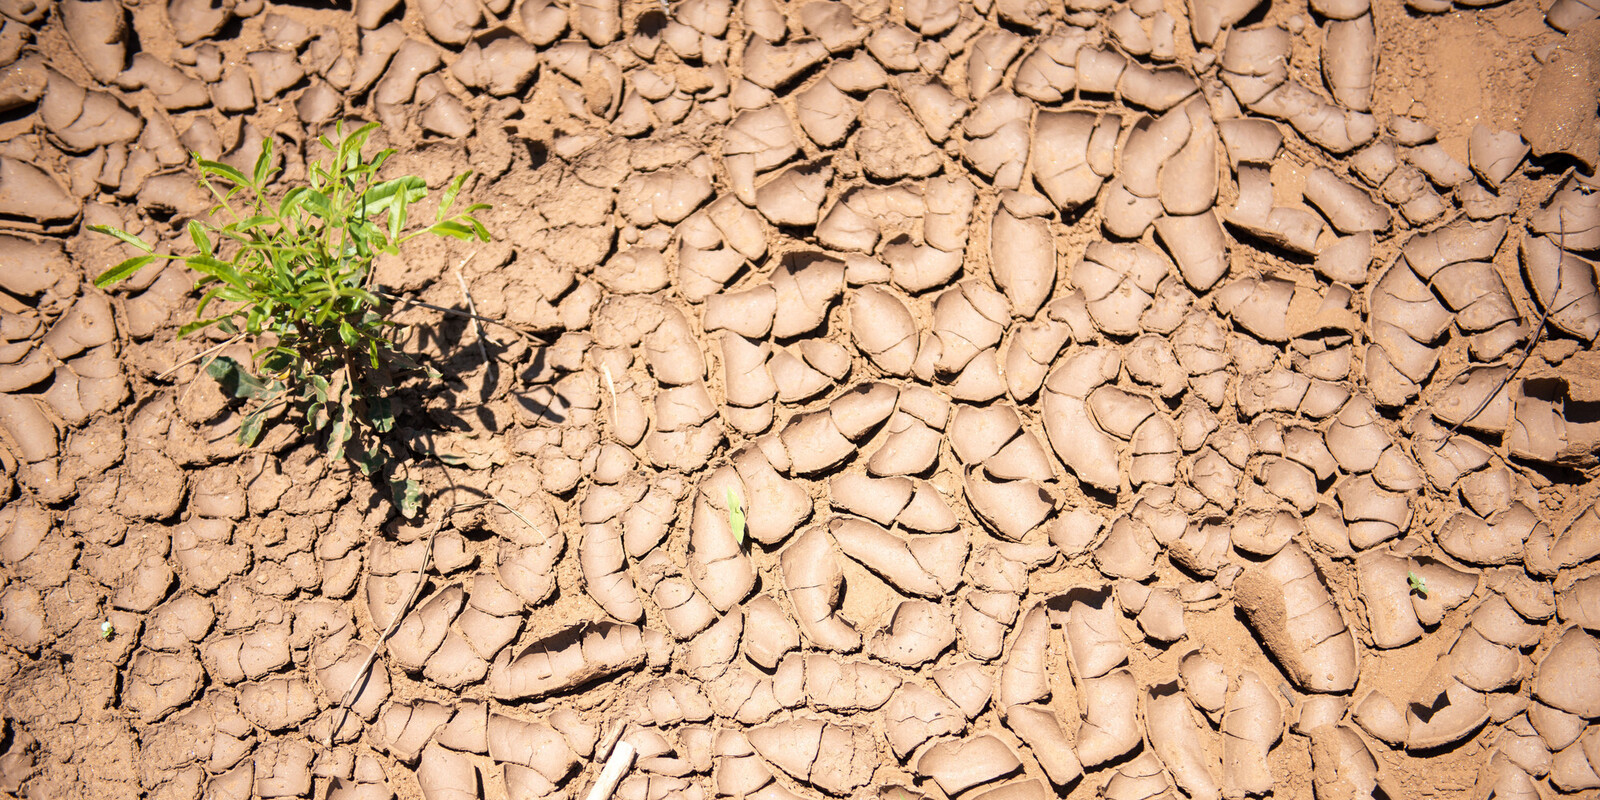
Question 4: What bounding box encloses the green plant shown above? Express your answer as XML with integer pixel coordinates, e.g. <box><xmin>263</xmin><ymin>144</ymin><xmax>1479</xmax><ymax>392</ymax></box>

<box><xmin>99</xmin><ymin>620</ymin><xmax>114</xmax><ymax>640</ymax></box>
<box><xmin>91</xmin><ymin>121</ymin><xmax>490</xmax><ymax>517</ymax></box>
<box><xmin>727</xmin><ymin>488</ymin><xmax>746</xmax><ymax>546</ymax></box>
<box><xmin>1407</xmin><ymin>570</ymin><xmax>1428</xmax><ymax>598</ymax></box>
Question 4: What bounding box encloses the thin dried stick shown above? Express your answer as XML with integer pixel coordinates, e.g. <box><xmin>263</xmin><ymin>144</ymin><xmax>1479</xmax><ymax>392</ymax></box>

<box><xmin>375</xmin><ymin>289</ymin><xmax>543</xmax><ymax>340</ymax></box>
<box><xmin>324</xmin><ymin>511</ymin><xmax>445</xmax><ymax>746</ymax></box>
<box><xmin>452</xmin><ymin>253</ymin><xmax>492</xmax><ymax>370</ymax></box>
<box><xmin>158</xmin><ymin>332</ymin><xmax>248</xmax><ymax>381</ymax></box>
<box><xmin>584</xmin><ymin>739</ymin><xmax>636</xmax><ymax>800</ymax></box>
<box><xmin>600</xmin><ymin>365</ymin><xmax>620</xmax><ymax>429</ymax></box>
<box><xmin>492</xmin><ymin>493</ymin><xmax>546</xmax><ymax>537</ymax></box>
<box><xmin>1432</xmin><ymin>221</ymin><xmax>1568</xmax><ymax>450</ymax></box>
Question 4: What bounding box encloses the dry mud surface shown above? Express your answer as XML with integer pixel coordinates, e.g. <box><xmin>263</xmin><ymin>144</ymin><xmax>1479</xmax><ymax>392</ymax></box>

<box><xmin>3</xmin><ymin>0</ymin><xmax>1600</xmax><ymax>797</ymax></box>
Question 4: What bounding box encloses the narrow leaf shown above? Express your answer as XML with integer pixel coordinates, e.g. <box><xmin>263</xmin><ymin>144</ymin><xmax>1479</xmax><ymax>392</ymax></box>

<box><xmin>88</xmin><ymin>225</ymin><xmax>154</xmax><ymax>253</ymax></box>
<box><xmin>94</xmin><ymin>255</ymin><xmax>154</xmax><ymax>288</ymax></box>
<box><xmin>727</xmin><ymin>489</ymin><xmax>746</xmax><ymax>546</ymax></box>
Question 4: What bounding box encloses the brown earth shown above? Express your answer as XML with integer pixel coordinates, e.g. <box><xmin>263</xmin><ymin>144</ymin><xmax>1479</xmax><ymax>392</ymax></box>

<box><xmin>1</xmin><ymin>0</ymin><xmax>1600</xmax><ymax>798</ymax></box>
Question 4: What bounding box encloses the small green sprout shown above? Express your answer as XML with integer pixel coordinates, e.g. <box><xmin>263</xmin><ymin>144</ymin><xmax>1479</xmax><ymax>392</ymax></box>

<box><xmin>1407</xmin><ymin>571</ymin><xmax>1428</xmax><ymax>598</ymax></box>
<box><xmin>100</xmin><ymin>620</ymin><xmax>115</xmax><ymax>640</ymax></box>
<box><xmin>727</xmin><ymin>488</ymin><xmax>746</xmax><ymax>546</ymax></box>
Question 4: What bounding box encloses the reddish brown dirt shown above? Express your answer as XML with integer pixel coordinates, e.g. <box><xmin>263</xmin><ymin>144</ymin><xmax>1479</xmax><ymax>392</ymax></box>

<box><xmin>1</xmin><ymin>0</ymin><xmax>1599</xmax><ymax>798</ymax></box>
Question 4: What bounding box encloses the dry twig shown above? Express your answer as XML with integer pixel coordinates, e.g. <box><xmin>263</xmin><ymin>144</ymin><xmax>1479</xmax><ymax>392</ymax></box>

<box><xmin>324</xmin><ymin>510</ymin><xmax>446</xmax><ymax>746</ymax></box>
<box><xmin>1432</xmin><ymin>220</ymin><xmax>1571</xmax><ymax>450</ymax></box>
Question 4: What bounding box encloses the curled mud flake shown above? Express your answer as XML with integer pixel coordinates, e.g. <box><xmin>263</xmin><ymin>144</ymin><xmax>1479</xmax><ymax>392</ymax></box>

<box><xmin>961</xmin><ymin>91</ymin><xmax>1033</xmax><ymax>190</ymax></box>
<box><xmin>885</xmin><ymin>683</ymin><xmax>966</xmax><ymax>759</ymax></box>
<box><xmin>896</xmin><ymin>73</ymin><xmax>968</xmax><ymax>146</ymax></box>
<box><xmin>831</xmin><ymin>473</ymin><xmax>913</xmax><ymax>525</ymax></box>
<box><xmin>446</xmin><ymin>37</ymin><xmax>541</xmax><ymax>99</ymax></box>
<box><xmin>781</xmin><ymin>525</ymin><xmax>860</xmax><ymax>652</ymax></box>
<box><xmin>1406</xmin><ymin>558</ymin><xmax>1478</xmax><ymax>625</ymax></box>
<box><xmin>755</xmin><ymin>160</ymin><xmax>834</xmax><ymax>227</ymax></box>
<box><xmin>687</xmin><ymin>470</ymin><xmax>756</xmax><ymax>612</ymax></box>
<box><xmin>1321</xmin><ymin>15</ymin><xmax>1375</xmax><ymax>112</ymax></box>
<box><xmin>742</xmin><ymin>593</ymin><xmax>800</xmax><ymax>670</ymax></box>
<box><xmin>1042</xmin><ymin>346</ymin><xmax>1123</xmax><ymax>491</ymax></box>
<box><xmin>416</xmin><ymin>741</ymin><xmax>478</xmax><ymax>800</ymax></box>
<box><xmin>488</xmin><ymin>621</ymin><xmax>650</xmax><ymax>701</ymax></box>
<box><xmin>1233</xmin><ymin>543</ymin><xmax>1358</xmax><ymax>693</ymax></box>
<box><xmin>1032</xmin><ymin>110</ymin><xmax>1109</xmax><ymax>212</ymax></box>
<box><xmin>836</xmin><ymin>517</ymin><xmax>966</xmax><ymax>598</ymax></box>
<box><xmin>619</xmin><ymin>169</ymin><xmax>714</xmax><ymax>228</ymax></box>
<box><xmin>1307</xmin><ymin>725</ymin><xmax>1385</xmax><ymax>800</ymax></box>
<box><xmin>1094</xmin><ymin>513</ymin><xmax>1161</xmax><ymax>581</ymax></box>
<box><xmin>748</xmin><ymin>718</ymin><xmax>877</xmax><ymax>794</ymax></box>
<box><xmin>780</xmin><ymin>411</ymin><xmax>856</xmax><ymax>476</ymax></box>
<box><xmin>795</xmin><ymin>78</ymin><xmax>856</xmax><ymax>148</ymax></box>
<box><xmin>770</xmin><ymin>252</ymin><xmax>845</xmax><ymax>338</ymax></box>
<box><xmin>1303</xmin><ymin>167</ymin><xmax>1389</xmax><ymax>233</ymax></box>
<box><xmin>968</xmin><ymin>30</ymin><xmax>1025</xmax><ymax>100</ymax></box>
<box><xmin>653</xmin><ymin>576</ymin><xmax>719</xmax><ymax>639</ymax></box>
<box><xmin>1076</xmin><ymin>668</ymin><xmax>1143</xmax><ymax>768</ymax></box>
<box><xmin>1147</xmin><ymin>683</ymin><xmax>1223</xmax><ymax>800</ymax></box>
<box><xmin>60</xmin><ymin>0</ymin><xmax>127</xmax><ymax>84</ymax></box>
<box><xmin>1177</xmin><ymin>650</ymin><xmax>1228</xmax><ymax>721</ymax></box>
<box><xmin>1534</xmin><ymin>627</ymin><xmax>1600</xmax><ymax>718</ymax></box>
<box><xmin>1225</xmin><ymin>162</ymin><xmax>1326</xmax><ymax>256</ymax></box>
<box><xmin>572</xmin><ymin>0</ymin><xmax>619</xmax><ymax>44</ymax></box>
<box><xmin>1013</xmin><ymin>31</ymin><xmax>1086</xmax><ymax>102</ymax></box>
<box><xmin>1102</xmin><ymin>750</ymin><xmax>1175</xmax><ymax>800</ymax></box>
<box><xmin>0</xmin><ymin>155</ymin><xmax>79</xmax><ymax>225</ymax></box>
<box><xmin>965</xmin><ymin>468</ymin><xmax>1054</xmax><ymax>542</ymax></box>
<box><xmin>854</xmin><ymin>89</ymin><xmax>942</xmax><ymax>181</ymax></box>
<box><xmin>1335</xmin><ymin>474</ymin><xmax>1411</xmax><ymax>550</ymax></box>
<box><xmin>1136</xmin><ymin>587</ymin><xmax>1185</xmax><ymax>642</ymax></box>
<box><xmin>1523</xmin><ymin>20</ymin><xmax>1600</xmax><ymax>169</ymax></box>
<box><xmin>989</xmin><ymin>191</ymin><xmax>1056</xmax><ymax>318</ymax></box>
<box><xmin>238</xmin><ymin>677</ymin><xmax>321</xmax><ymax>732</ymax></box>
<box><xmin>254</xmin><ymin>739</ymin><xmax>315</xmax><ymax>799</ymax></box>
<box><xmin>1406</xmin><ymin>672</ymin><xmax>1489</xmax><ymax>749</ymax></box>
<box><xmin>1355</xmin><ymin>551</ymin><xmax>1423</xmax><ymax>648</ymax></box>
<box><xmin>388</xmin><ymin>584</ymin><xmax>465</xmax><ymax>671</ymax></box>
<box><xmin>1352</xmin><ymin>689</ymin><xmax>1409</xmax><ymax>746</ymax></box>
<box><xmin>485</xmin><ymin>713</ymin><xmax>580</xmax><ymax>794</ymax></box>
<box><xmin>848</xmin><ymin>285</ymin><xmax>919</xmax><ymax>376</ymax></box>
<box><xmin>998</xmin><ymin>604</ymin><xmax>1051</xmax><ymax>709</ymax></box>
<box><xmin>724</xmin><ymin>104</ymin><xmax>801</xmax><ymax>188</ymax></box>
<box><xmin>1061</xmin><ymin>586</ymin><xmax>1130</xmax><ymax>679</ymax></box>
<box><xmin>917</xmin><ymin>735</ymin><xmax>1024</xmax><ymax>795</ymax></box>
<box><xmin>579</xmin><ymin>524</ymin><xmax>646</xmax><ymax>624</ymax></box>
<box><xmin>742</xmin><ymin>37</ymin><xmax>830</xmax><ymax>91</ymax></box>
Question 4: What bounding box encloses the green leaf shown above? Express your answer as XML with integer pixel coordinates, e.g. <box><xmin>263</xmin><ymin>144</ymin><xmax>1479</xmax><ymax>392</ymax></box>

<box><xmin>427</xmin><ymin>220</ymin><xmax>475</xmax><ymax>240</ymax></box>
<box><xmin>1407</xmin><ymin>571</ymin><xmax>1428</xmax><ymax>598</ymax></box>
<box><xmin>94</xmin><ymin>255</ymin><xmax>155</xmax><ymax>288</ymax></box>
<box><xmin>195</xmin><ymin>158</ymin><xmax>250</xmax><ymax>188</ymax></box>
<box><xmin>206</xmin><ymin>355</ymin><xmax>269</xmax><ymax>399</ymax></box>
<box><xmin>726</xmin><ymin>488</ymin><xmax>746</xmax><ymax>546</ymax></box>
<box><xmin>238</xmin><ymin>404</ymin><xmax>270</xmax><ymax>447</ymax></box>
<box><xmin>177</xmin><ymin>317</ymin><xmax>222</xmax><ymax>338</ymax></box>
<box><xmin>187</xmin><ymin>220</ymin><xmax>214</xmax><ymax>257</ymax></box>
<box><xmin>349</xmin><ymin>442</ymin><xmax>383</xmax><ymax>476</ymax></box>
<box><xmin>436</xmin><ymin>171</ymin><xmax>472</xmax><ymax>222</ymax></box>
<box><xmin>252</xmin><ymin>137</ymin><xmax>275</xmax><ymax>188</ymax></box>
<box><xmin>370</xmin><ymin>397</ymin><xmax>395</xmax><ymax>433</ymax></box>
<box><xmin>89</xmin><ymin>224</ymin><xmax>154</xmax><ymax>253</ymax></box>
<box><xmin>328</xmin><ymin>418</ymin><xmax>352</xmax><ymax>461</ymax></box>
<box><xmin>391</xmin><ymin>475</ymin><xmax>422</xmax><ymax>519</ymax></box>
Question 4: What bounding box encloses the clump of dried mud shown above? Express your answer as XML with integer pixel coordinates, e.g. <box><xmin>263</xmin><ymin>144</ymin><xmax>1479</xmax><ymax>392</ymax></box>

<box><xmin>1</xmin><ymin>0</ymin><xmax>1599</xmax><ymax>798</ymax></box>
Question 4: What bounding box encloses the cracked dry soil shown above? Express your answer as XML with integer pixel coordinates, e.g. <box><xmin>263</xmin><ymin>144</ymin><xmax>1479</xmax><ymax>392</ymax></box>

<box><xmin>2</xmin><ymin>0</ymin><xmax>1600</xmax><ymax>797</ymax></box>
